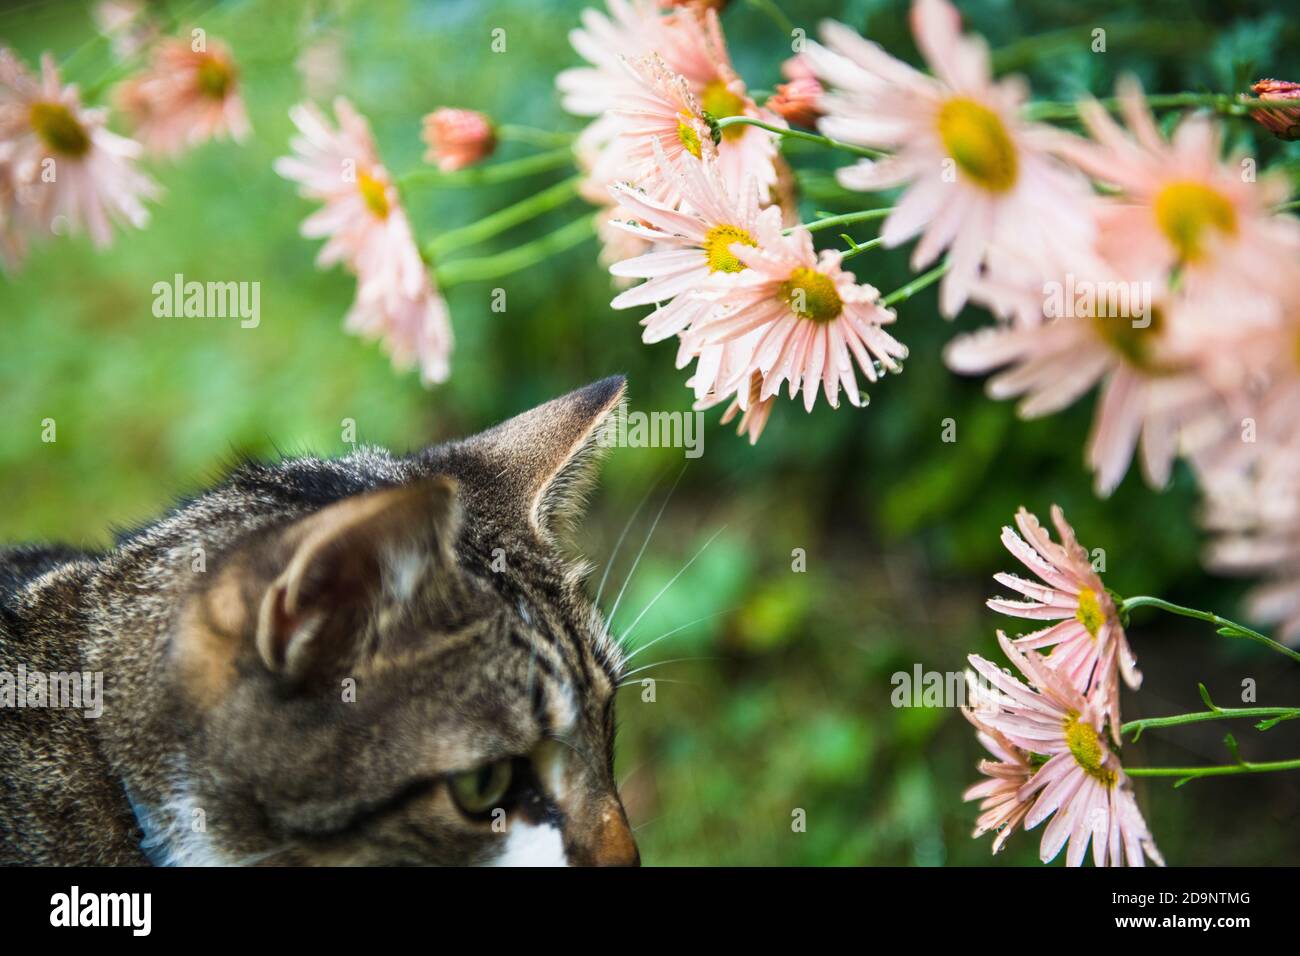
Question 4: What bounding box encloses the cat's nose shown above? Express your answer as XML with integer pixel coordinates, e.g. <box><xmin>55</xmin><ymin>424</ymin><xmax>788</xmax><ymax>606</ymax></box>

<box><xmin>590</xmin><ymin>803</ymin><xmax>640</xmax><ymax>867</ymax></box>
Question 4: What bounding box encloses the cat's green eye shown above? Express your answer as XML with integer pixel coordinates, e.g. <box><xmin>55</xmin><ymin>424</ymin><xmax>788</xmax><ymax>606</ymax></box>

<box><xmin>449</xmin><ymin>760</ymin><xmax>513</xmax><ymax>816</ymax></box>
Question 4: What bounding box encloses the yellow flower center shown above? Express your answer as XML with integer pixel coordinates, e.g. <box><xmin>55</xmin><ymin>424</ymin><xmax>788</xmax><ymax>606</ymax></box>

<box><xmin>196</xmin><ymin>54</ymin><xmax>234</xmax><ymax>100</ymax></box>
<box><xmin>701</xmin><ymin>80</ymin><xmax>747</xmax><ymax>141</ymax></box>
<box><xmin>1153</xmin><ymin>181</ymin><xmax>1237</xmax><ymax>263</ymax></box>
<box><xmin>28</xmin><ymin>101</ymin><xmax>90</xmax><ymax>157</ymax></box>
<box><xmin>677</xmin><ymin>117</ymin><xmax>703</xmax><ymax>159</ymax></box>
<box><xmin>1092</xmin><ymin>306</ymin><xmax>1164</xmax><ymax>370</ymax></box>
<box><xmin>702</xmin><ymin>223</ymin><xmax>757</xmax><ymax>273</ymax></box>
<box><xmin>779</xmin><ymin>267</ymin><xmax>843</xmax><ymax>323</ymax></box>
<box><xmin>936</xmin><ymin>96</ymin><xmax>1018</xmax><ymax>193</ymax></box>
<box><xmin>1064</xmin><ymin>713</ymin><xmax>1116</xmax><ymax>786</ymax></box>
<box><xmin>1075</xmin><ymin>587</ymin><xmax>1105</xmax><ymax>640</ymax></box>
<box><xmin>357</xmin><ymin>170</ymin><xmax>390</xmax><ymax>219</ymax></box>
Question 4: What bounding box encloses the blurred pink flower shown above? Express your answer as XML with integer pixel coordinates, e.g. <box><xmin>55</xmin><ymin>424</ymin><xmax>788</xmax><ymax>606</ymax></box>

<box><xmin>1058</xmin><ymin>76</ymin><xmax>1300</xmax><ymax>323</ymax></box>
<box><xmin>93</xmin><ymin>0</ymin><xmax>159</xmax><ymax>60</ymax></box>
<box><xmin>607</xmin><ymin>144</ymin><xmax>777</xmax><ymax>343</ymax></box>
<box><xmin>988</xmin><ymin>505</ymin><xmax>1139</xmax><ymax>738</ymax></box>
<box><xmin>967</xmin><ymin>632</ymin><xmax>1164</xmax><ymax>866</ymax></box>
<box><xmin>803</xmin><ymin>0</ymin><xmax>1098</xmax><ymax>316</ymax></box>
<box><xmin>960</xmin><ymin>709</ymin><xmax>1035</xmax><ymax>855</ymax></box>
<box><xmin>1249</xmin><ymin>79</ymin><xmax>1300</xmax><ymax>141</ymax></box>
<box><xmin>0</xmin><ymin>50</ymin><xmax>158</xmax><ymax>248</ymax></box>
<box><xmin>116</xmin><ymin>35</ymin><xmax>250</xmax><ymax>156</ymax></box>
<box><xmin>606</xmin><ymin>54</ymin><xmax>716</xmax><ymax>182</ymax></box>
<box><xmin>422</xmin><ymin>108</ymin><xmax>496</xmax><ymax>172</ymax></box>
<box><xmin>945</xmin><ymin>283</ymin><xmax>1232</xmax><ymax>496</ymax></box>
<box><xmin>691</xmin><ymin>226</ymin><xmax>907</xmax><ymax>411</ymax></box>
<box><xmin>275</xmin><ymin>97</ymin><xmax>452</xmax><ymax>384</ymax></box>
<box><xmin>0</xmin><ymin>146</ymin><xmax>27</xmax><ymax>270</ymax></box>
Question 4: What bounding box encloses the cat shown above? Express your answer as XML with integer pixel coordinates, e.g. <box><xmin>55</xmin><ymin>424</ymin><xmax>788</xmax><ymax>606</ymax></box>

<box><xmin>0</xmin><ymin>376</ymin><xmax>639</xmax><ymax>866</ymax></box>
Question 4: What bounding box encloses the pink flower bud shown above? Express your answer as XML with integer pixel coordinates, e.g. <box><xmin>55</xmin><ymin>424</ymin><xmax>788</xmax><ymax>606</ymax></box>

<box><xmin>1250</xmin><ymin>79</ymin><xmax>1300</xmax><ymax>141</ymax></box>
<box><xmin>422</xmin><ymin>108</ymin><xmax>496</xmax><ymax>172</ymax></box>
<box><xmin>766</xmin><ymin>56</ymin><xmax>823</xmax><ymax>128</ymax></box>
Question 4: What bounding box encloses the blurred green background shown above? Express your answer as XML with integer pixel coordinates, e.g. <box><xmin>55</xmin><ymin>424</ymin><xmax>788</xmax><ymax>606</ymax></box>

<box><xmin>3</xmin><ymin>0</ymin><xmax>1299</xmax><ymax>865</ymax></box>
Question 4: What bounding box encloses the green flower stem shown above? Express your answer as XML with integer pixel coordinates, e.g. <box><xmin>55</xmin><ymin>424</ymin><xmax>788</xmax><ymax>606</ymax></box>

<box><xmin>881</xmin><ymin>260</ymin><xmax>951</xmax><ymax>307</ymax></box>
<box><xmin>840</xmin><ymin>234</ymin><xmax>886</xmax><ymax>261</ymax></box>
<box><xmin>744</xmin><ymin>0</ymin><xmax>795</xmax><ymax>35</ymax></box>
<box><xmin>795</xmin><ymin>207</ymin><xmax>894</xmax><ymax>235</ymax></box>
<box><xmin>1126</xmin><ymin>757</ymin><xmax>1300</xmax><ymax>779</ymax></box>
<box><xmin>715</xmin><ymin>116</ymin><xmax>889</xmax><ymax>160</ymax></box>
<box><xmin>1277</xmin><ymin>199</ymin><xmax>1300</xmax><ymax>213</ymax></box>
<box><xmin>399</xmin><ymin>147</ymin><xmax>573</xmax><ymax>189</ymax></box>
<box><xmin>1024</xmin><ymin>93</ymin><xmax>1266</xmax><ymax>122</ymax></box>
<box><xmin>496</xmin><ymin>125</ymin><xmax>577</xmax><ymax>148</ymax></box>
<box><xmin>991</xmin><ymin>22</ymin><xmax>1215</xmax><ymax>73</ymax></box>
<box><xmin>1120</xmin><ymin>707</ymin><xmax>1300</xmax><ymax>738</ymax></box>
<box><xmin>1120</xmin><ymin>595</ymin><xmax>1300</xmax><ymax>666</ymax></box>
<box><xmin>436</xmin><ymin>214</ymin><xmax>595</xmax><ymax>287</ymax></box>
<box><xmin>427</xmin><ymin>175</ymin><xmax>581</xmax><ymax>259</ymax></box>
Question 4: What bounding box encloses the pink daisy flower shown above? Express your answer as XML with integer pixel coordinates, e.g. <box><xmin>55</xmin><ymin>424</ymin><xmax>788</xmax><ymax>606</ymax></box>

<box><xmin>0</xmin><ymin>50</ymin><xmax>158</xmax><ymax>248</ymax></box>
<box><xmin>988</xmin><ymin>505</ymin><xmax>1140</xmax><ymax>739</ymax></box>
<box><xmin>960</xmin><ymin>709</ymin><xmax>1036</xmax><ymax>855</ymax></box>
<box><xmin>944</xmin><ymin>284</ymin><xmax>1232</xmax><ymax>496</ymax></box>
<box><xmin>1057</xmin><ymin>76</ymin><xmax>1300</xmax><ymax>322</ymax></box>
<box><xmin>967</xmin><ymin>632</ymin><xmax>1164</xmax><ymax>867</ymax></box>
<box><xmin>114</xmin><ymin>35</ymin><xmax>250</xmax><ymax>156</ymax></box>
<box><xmin>691</xmin><ymin>226</ymin><xmax>908</xmax><ymax>411</ymax></box>
<box><xmin>604</xmin><ymin>53</ymin><xmax>716</xmax><ymax>185</ymax></box>
<box><xmin>275</xmin><ymin>97</ymin><xmax>453</xmax><ymax>384</ymax></box>
<box><xmin>421</xmin><ymin>108</ymin><xmax>496</xmax><ymax>172</ymax></box>
<box><xmin>558</xmin><ymin>2</ymin><xmax>781</xmax><ymax>200</ymax></box>
<box><xmin>803</xmin><ymin>0</ymin><xmax>1098</xmax><ymax>316</ymax></box>
<box><xmin>1250</xmin><ymin>78</ymin><xmax>1300</xmax><ymax>141</ymax></box>
<box><xmin>0</xmin><ymin>146</ymin><xmax>27</xmax><ymax>270</ymax></box>
<box><xmin>607</xmin><ymin>143</ymin><xmax>779</xmax><ymax>343</ymax></box>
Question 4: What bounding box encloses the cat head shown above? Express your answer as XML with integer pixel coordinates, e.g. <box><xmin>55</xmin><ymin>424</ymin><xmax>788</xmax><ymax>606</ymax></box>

<box><xmin>168</xmin><ymin>377</ymin><xmax>638</xmax><ymax>866</ymax></box>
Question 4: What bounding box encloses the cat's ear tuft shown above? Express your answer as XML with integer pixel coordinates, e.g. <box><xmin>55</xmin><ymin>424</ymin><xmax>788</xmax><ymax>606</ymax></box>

<box><xmin>254</xmin><ymin>477</ymin><xmax>459</xmax><ymax>680</ymax></box>
<box><xmin>458</xmin><ymin>376</ymin><xmax>625</xmax><ymax>540</ymax></box>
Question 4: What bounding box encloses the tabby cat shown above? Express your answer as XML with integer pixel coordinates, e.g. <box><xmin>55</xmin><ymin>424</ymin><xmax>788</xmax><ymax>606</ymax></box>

<box><xmin>0</xmin><ymin>376</ymin><xmax>639</xmax><ymax>866</ymax></box>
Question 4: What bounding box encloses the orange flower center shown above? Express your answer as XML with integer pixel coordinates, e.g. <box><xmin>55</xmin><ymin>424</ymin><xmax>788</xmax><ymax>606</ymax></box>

<box><xmin>936</xmin><ymin>97</ymin><xmax>1017</xmax><ymax>193</ymax></box>
<box><xmin>701</xmin><ymin>80</ymin><xmax>747</xmax><ymax>142</ymax></box>
<box><xmin>357</xmin><ymin>170</ymin><xmax>391</xmax><ymax>219</ymax></box>
<box><xmin>1153</xmin><ymin>180</ymin><xmax>1237</xmax><ymax>263</ymax></box>
<box><xmin>196</xmin><ymin>54</ymin><xmax>235</xmax><ymax>100</ymax></box>
<box><xmin>28</xmin><ymin>101</ymin><xmax>90</xmax><ymax>157</ymax></box>
<box><xmin>703</xmin><ymin>223</ymin><xmax>757</xmax><ymax>273</ymax></box>
<box><xmin>779</xmin><ymin>267</ymin><xmax>843</xmax><ymax>322</ymax></box>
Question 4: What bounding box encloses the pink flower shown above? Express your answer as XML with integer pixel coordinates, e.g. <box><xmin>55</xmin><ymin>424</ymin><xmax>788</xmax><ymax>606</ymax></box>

<box><xmin>691</xmin><ymin>225</ymin><xmax>907</xmax><ymax>412</ymax></box>
<box><xmin>558</xmin><ymin>2</ymin><xmax>780</xmax><ymax>201</ymax></box>
<box><xmin>1250</xmin><ymin>79</ymin><xmax>1300</xmax><ymax>141</ymax></box>
<box><xmin>0</xmin><ymin>50</ymin><xmax>159</xmax><ymax>248</ymax></box>
<box><xmin>944</xmin><ymin>283</ymin><xmax>1232</xmax><ymax>496</ymax></box>
<box><xmin>988</xmin><ymin>505</ymin><xmax>1140</xmax><ymax>739</ymax></box>
<box><xmin>275</xmin><ymin>97</ymin><xmax>452</xmax><ymax>385</ymax></box>
<box><xmin>114</xmin><ymin>35</ymin><xmax>250</xmax><ymax>156</ymax></box>
<box><xmin>607</xmin><ymin>143</ymin><xmax>778</xmax><ymax>343</ymax></box>
<box><xmin>1057</xmin><ymin>76</ymin><xmax>1300</xmax><ymax>323</ymax></box>
<box><xmin>767</xmin><ymin>55</ymin><xmax>823</xmax><ymax>128</ymax></box>
<box><xmin>960</xmin><ymin>709</ymin><xmax>1035</xmax><ymax>855</ymax></box>
<box><xmin>422</xmin><ymin>108</ymin><xmax>496</xmax><ymax>172</ymax></box>
<box><xmin>93</xmin><ymin>0</ymin><xmax>159</xmax><ymax>60</ymax></box>
<box><xmin>0</xmin><ymin>146</ymin><xmax>27</xmax><ymax>270</ymax></box>
<box><xmin>605</xmin><ymin>53</ymin><xmax>716</xmax><ymax>184</ymax></box>
<box><xmin>803</xmin><ymin>0</ymin><xmax>1098</xmax><ymax>316</ymax></box>
<box><xmin>966</xmin><ymin>632</ymin><xmax>1164</xmax><ymax>866</ymax></box>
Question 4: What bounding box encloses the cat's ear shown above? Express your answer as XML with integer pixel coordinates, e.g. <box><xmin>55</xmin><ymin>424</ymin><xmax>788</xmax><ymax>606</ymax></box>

<box><xmin>254</xmin><ymin>477</ymin><xmax>460</xmax><ymax>679</ymax></box>
<box><xmin>458</xmin><ymin>375</ymin><xmax>625</xmax><ymax>540</ymax></box>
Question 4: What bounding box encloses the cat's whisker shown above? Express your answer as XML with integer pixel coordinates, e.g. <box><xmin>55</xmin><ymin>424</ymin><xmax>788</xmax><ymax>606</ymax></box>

<box><xmin>622</xmin><ymin>608</ymin><xmax>733</xmax><ymax>664</ymax></box>
<box><xmin>618</xmin><ymin>656</ymin><xmax>710</xmax><ymax>682</ymax></box>
<box><xmin>616</xmin><ymin>677</ymin><xmax>690</xmax><ymax>690</ymax></box>
<box><xmin>631</xmin><ymin>817</ymin><xmax>659</xmax><ymax>833</ymax></box>
<box><xmin>593</xmin><ymin>473</ymin><xmax>661</xmax><ymax>611</ymax></box>
<box><xmin>604</xmin><ymin>465</ymin><xmax>686</xmax><ymax>637</ymax></box>
<box><xmin>619</xmin><ymin>526</ymin><xmax>726</xmax><ymax>647</ymax></box>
